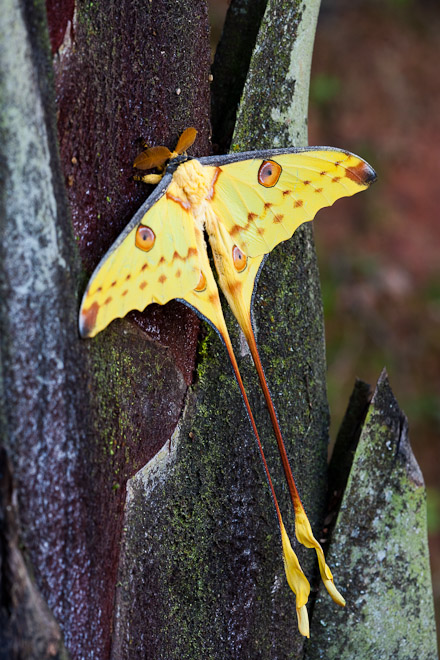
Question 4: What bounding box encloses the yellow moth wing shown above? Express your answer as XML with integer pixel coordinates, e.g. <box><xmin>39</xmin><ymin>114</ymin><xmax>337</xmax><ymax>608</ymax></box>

<box><xmin>209</xmin><ymin>150</ymin><xmax>376</xmax><ymax>258</ymax></box>
<box><xmin>205</xmin><ymin>206</ymin><xmax>265</xmax><ymax>324</ymax></box>
<box><xmin>179</xmin><ymin>224</ymin><xmax>232</xmax><ymax>341</ymax></box>
<box><xmin>79</xmin><ymin>188</ymin><xmax>200</xmax><ymax>338</ymax></box>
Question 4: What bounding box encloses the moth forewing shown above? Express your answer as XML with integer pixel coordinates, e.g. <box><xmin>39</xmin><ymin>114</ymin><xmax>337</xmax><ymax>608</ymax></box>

<box><xmin>78</xmin><ymin>170</ymin><xmax>201</xmax><ymax>338</ymax></box>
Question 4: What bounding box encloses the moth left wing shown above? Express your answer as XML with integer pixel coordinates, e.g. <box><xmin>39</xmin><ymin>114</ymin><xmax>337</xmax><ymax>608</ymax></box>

<box><xmin>79</xmin><ymin>174</ymin><xmax>201</xmax><ymax>338</ymax></box>
<box><xmin>203</xmin><ymin>148</ymin><xmax>376</xmax><ymax>259</ymax></box>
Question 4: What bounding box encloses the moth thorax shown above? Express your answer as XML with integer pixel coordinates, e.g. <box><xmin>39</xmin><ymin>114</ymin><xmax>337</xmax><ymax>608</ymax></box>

<box><xmin>174</xmin><ymin>160</ymin><xmax>212</xmax><ymax>208</ymax></box>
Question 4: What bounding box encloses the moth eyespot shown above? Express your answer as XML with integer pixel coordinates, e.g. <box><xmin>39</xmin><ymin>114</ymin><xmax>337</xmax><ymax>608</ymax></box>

<box><xmin>194</xmin><ymin>271</ymin><xmax>207</xmax><ymax>292</ymax></box>
<box><xmin>258</xmin><ymin>160</ymin><xmax>282</xmax><ymax>187</ymax></box>
<box><xmin>135</xmin><ymin>225</ymin><xmax>155</xmax><ymax>251</ymax></box>
<box><xmin>232</xmin><ymin>246</ymin><xmax>247</xmax><ymax>272</ymax></box>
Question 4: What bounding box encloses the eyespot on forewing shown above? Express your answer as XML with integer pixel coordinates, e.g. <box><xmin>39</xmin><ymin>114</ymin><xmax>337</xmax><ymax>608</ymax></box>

<box><xmin>135</xmin><ymin>225</ymin><xmax>155</xmax><ymax>251</ymax></box>
<box><xmin>258</xmin><ymin>160</ymin><xmax>282</xmax><ymax>188</ymax></box>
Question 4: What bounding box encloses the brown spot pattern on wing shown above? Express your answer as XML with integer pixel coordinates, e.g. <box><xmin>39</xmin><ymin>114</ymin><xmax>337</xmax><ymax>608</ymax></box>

<box><xmin>228</xmin><ymin>281</ymin><xmax>243</xmax><ymax>296</ymax></box>
<box><xmin>345</xmin><ymin>160</ymin><xmax>375</xmax><ymax>185</ymax></box>
<box><xmin>80</xmin><ymin>301</ymin><xmax>99</xmax><ymax>336</ymax></box>
<box><xmin>173</xmin><ymin>248</ymin><xmax>198</xmax><ymax>262</ymax></box>
<box><xmin>294</xmin><ymin>199</ymin><xmax>304</xmax><ymax>208</ymax></box>
<box><xmin>166</xmin><ymin>191</ymin><xmax>191</xmax><ymax>211</ymax></box>
<box><xmin>273</xmin><ymin>214</ymin><xmax>284</xmax><ymax>224</ymax></box>
<box><xmin>315</xmin><ymin>188</ymin><xmax>323</xmax><ymax>194</ymax></box>
<box><xmin>139</xmin><ymin>282</ymin><xmax>147</xmax><ymax>290</ymax></box>
<box><xmin>158</xmin><ymin>274</ymin><xmax>167</xmax><ymax>284</ymax></box>
<box><xmin>206</xmin><ymin>167</ymin><xmax>221</xmax><ymax>201</ymax></box>
<box><xmin>230</xmin><ymin>211</ymin><xmax>260</xmax><ymax>238</ymax></box>
<box><xmin>122</xmin><ymin>290</ymin><xmax>128</xmax><ymax>296</ymax></box>
<box><xmin>175</xmin><ymin>269</ymin><xmax>182</xmax><ymax>278</ymax></box>
<box><xmin>104</xmin><ymin>297</ymin><xmax>112</xmax><ymax>305</ymax></box>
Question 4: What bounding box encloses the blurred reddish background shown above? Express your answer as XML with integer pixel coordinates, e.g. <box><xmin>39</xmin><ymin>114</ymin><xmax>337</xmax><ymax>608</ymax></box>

<box><xmin>209</xmin><ymin>0</ymin><xmax>440</xmax><ymax>644</ymax></box>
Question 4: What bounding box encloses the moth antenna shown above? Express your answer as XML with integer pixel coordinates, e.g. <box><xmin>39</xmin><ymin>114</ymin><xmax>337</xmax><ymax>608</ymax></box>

<box><xmin>133</xmin><ymin>173</ymin><xmax>163</xmax><ymax>185</ymax></box>
<box><xmin>173</xmin><ymin>127</ymin><xmax>197</xmax><ymax>156</ymax></box>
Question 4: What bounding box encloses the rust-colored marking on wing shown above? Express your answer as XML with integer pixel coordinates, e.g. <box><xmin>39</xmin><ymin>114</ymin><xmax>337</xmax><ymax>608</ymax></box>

<box><xmin>122</xmin><ymin>290</ymin><xmax>128</xmax><ymax>296</ymax></box>
<box><xmin>228</xmin><ymin>281</ymin><xmax>243</xmax><ymax>297</ymax></box>
<box><xmin>273</xmin><ymin>214</ymin><xmax>284</xmax><ymax>224</ymax></box>
<box><xmin>332</xmin><ymin>177</ymin><xmax>341</xmax><ymax>183</ymax></box>
<box><xmin>104</xmin><ymin>297</ymin><xmax>112</xmax><ymax>305</ymax></box>
<box><xmin>111</xmin><ymin>281</ymin><xmax>117</xmax><ymax>287</ymax></box>
<box><xmin>303</xmin><ymin>180</ymin><xmax>311</xmax><ymax>186</ymax></box>
<box><xmin>230</xmin><ymin>211</ymin><xmax>259</xmax><ymax>237</ymax></box>
<box><xmin>139</xmin><ymin>282</ymin><xmax>147</xmax><ymax>290</ymax></box>
<box><xmin>315</xmin><ymin>188</ymin><xmax>323</xmax><ymax>194</ymax></box>
<box><xmin>175</xmin><ymin>269</ymin><xmax>182</xmax><ymax>278</ymax></box>
<box><xmin>206</xmin><ymin>167</ymin><xmax>221</xmax><ymax>201</ymax></box>
<box><xmin>80</xmin><ymin>301</ymin><xmax>99</xmax><ymax>336</ymax></box>
<box><xmin>264</xmin><ymin>201</ymin><xmax>274</xmax><ymax>209</ymax></box>
<box><xmin>141</xmin><ymin>263</ymin><xmax>148</xmax><ymax>272</ymax></box>
<box><xmin>158</xmin><ymin>274</ymin><xmax>167</xmax><ymax>284</ymax></box>
<box><xmin>294</xmin><ymin>199</ymin><xmax>304</xmax><ymax>208</ymax></box>
<box><xmin>172</xmin><ymin>247</ymin><xmax>198</xmax><ymax>261</ymax></box>
<box><xmin>209</xmin><ymin>293</ymin><xmax>218</xmax><ymax>305</ymax></box>
<box><xmin>166</xmin><ymin>191</ymin><xmax>191</xmax><ymax>211</ymax></box>
<box><xmin>282</xmin><ymin>190</ymin><xmax>291</xmax><ymax>197</ymax></box>
<box><xmin>126</xmin><ymin>274</ymin><xmax>131</xmax><ymax>280</ymax></box>
<box><xmin>257</xmin><ymin>227</ymin><xmax>266</xmax><ymax>235</ymax></box>
<box><xmin>159</xmin><ymin>256</ymin><xmax>166</xmax><ymax>264</ymax></box>
<box><xmin>345</xmin><ymin>161</ymin><xmax>375</xmax><ymax>185</ymax></box>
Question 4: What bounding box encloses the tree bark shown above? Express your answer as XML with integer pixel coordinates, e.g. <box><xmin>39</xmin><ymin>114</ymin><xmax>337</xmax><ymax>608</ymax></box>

<box><xmin>1</xmin><ymin>0</ymin><xmax>436</xmax><ymax>658</ymax></box>
<box><xmin>306</xmin><ymin>371</ymin><xmax>438</xmax><ymax>659</ymax></box>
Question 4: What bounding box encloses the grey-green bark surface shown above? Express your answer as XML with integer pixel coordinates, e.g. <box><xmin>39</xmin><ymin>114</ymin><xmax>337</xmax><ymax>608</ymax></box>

<box><xmin>306</xmin><ymin>371</ymin><xmax>438</xmax><ymax>660</ymax></box>
<box><xmin>1</xmin><ymin>0</ymin><xmax>210</xmax><ymax>657</ymax></box>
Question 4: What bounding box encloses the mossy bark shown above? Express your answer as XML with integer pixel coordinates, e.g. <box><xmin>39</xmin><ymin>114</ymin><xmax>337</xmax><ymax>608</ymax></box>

<box><xmin>0</xmin><ymin>0</ymin><xmax>209</xmax><ymax>657</ymax></box>
<box><xmin>306</xmin><ymin>371</ymin><xmax>438</xmax><ymax>659</ymax></box>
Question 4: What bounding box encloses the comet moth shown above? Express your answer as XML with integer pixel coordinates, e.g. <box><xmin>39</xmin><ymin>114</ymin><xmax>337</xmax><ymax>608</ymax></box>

<box><xmin>79</xmin><ymin>128</ymin><xmax>376</xmax><ymax>637</ymax></box>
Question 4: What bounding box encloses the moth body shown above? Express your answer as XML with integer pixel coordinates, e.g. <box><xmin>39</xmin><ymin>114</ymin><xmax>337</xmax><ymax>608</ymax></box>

<box><xmin>166</xmin><ymin>159</ymin><xmax>218</xmax><ymax>234</ymax></box>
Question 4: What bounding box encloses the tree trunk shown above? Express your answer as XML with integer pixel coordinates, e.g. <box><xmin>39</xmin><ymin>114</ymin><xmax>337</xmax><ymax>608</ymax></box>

<box><xmin>0</xmin><ymin>0</ymin><xmax>436</xmax><ymax>658</ymax></box>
